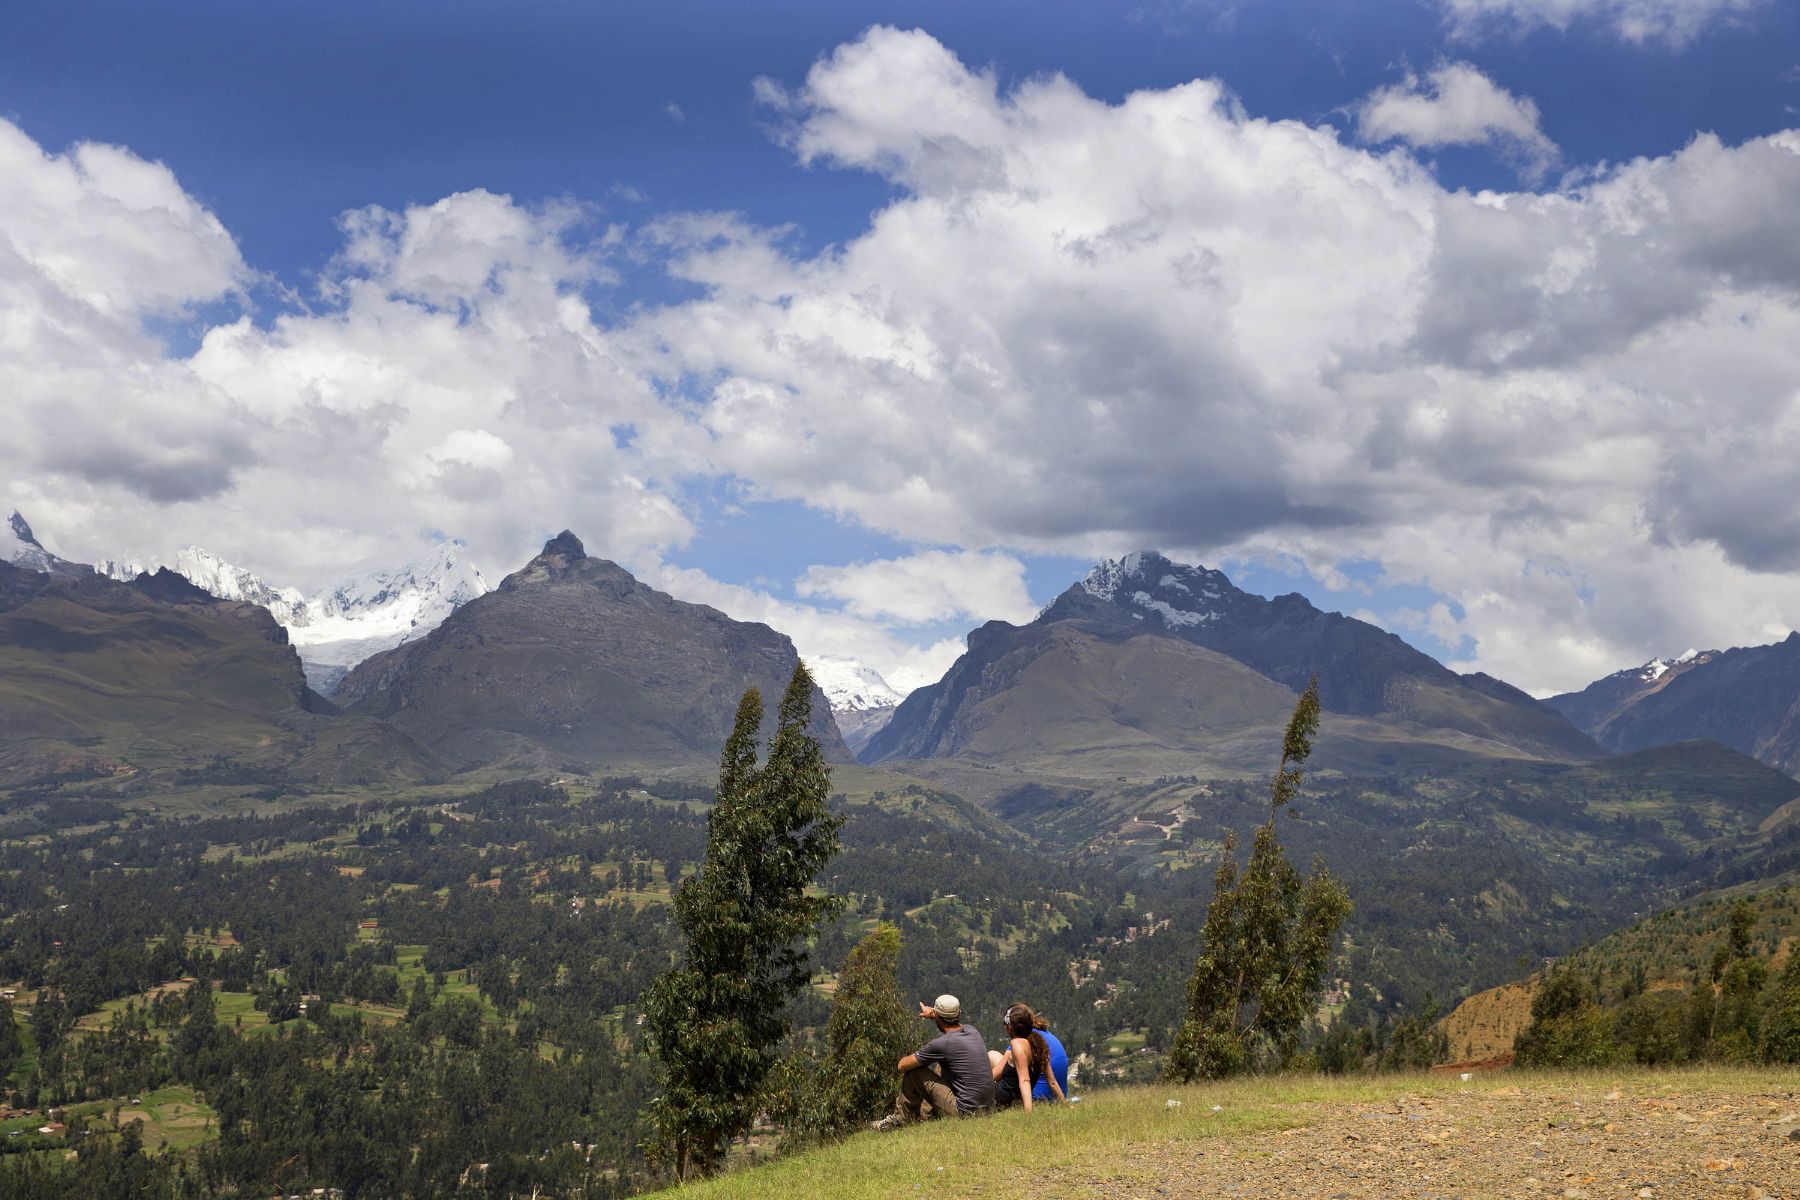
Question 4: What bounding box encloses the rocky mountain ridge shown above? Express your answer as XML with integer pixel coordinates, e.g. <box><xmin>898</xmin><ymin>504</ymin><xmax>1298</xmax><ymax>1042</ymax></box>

<box><xmin>0</xmin><ymin>557</ymin><xmax>438</xmax><ymax>788</ymax></box>
<box><xmin>863</xmin><ymin>550</ymin><xmax>1602</xmax><ymax>772</ymax></box>
<box><xmin>3</xmin><ymin>510</ymin><xmax>91</xmax><ymax>577</ymax></box>
<box><xmin>336</xmin><ymin>531</ymin><xmax>849</xmax><ymax>770</ymax></box>
<box><xmin>1551</xmin><ymin>637</ymin><xmax>1800</xmax><ymax>775</ymax></box>
<box><xmin>90</xmin><ymin>529</ymin><xmax>491</xmax><ymax>694</ymax></box>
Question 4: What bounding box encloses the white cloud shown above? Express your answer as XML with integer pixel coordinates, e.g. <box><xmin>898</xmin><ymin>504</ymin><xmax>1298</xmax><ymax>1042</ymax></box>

<box><xmin>796</xmin><ymin>549</ymin><xmax>1036</xmax><ymax>624</ymax></box>
<box><xmin>0</xmin><ymin>121</ymin><xmax>246</xmax><ymax>319</ymax></box>
<box><xmin>1356</xmin><ymin>62</ymin><xmax>1558</xmax><ymax>179</ymax></box>
<box><xmin>646</xmin><ymin>562</ymin><xmax>966</xmax><ymax>694</ymax></box>
<box><xmin>0</xmin><ymin>129</ymin><xmax>688</xmax><ymax>586</ymax></box>
<box><xmin>1438</xmin><ymin>0</ymin><xmax>1764</xmax><ymax>45</ymax></box>
<box><xmin>7</xmin><ymin>26</ymin><xmax>1800</xmax><ymax>699</ymax></box>
<box><xmin>429</xmin><ymin>428</ymin><xmax>515</xmax><ymax>472</ymax></box>
<box><xmin>0</xmin><ymin>123</ymin><xmax>255</xmax><ymax>506</ymax></box>
<box><xmin>627</xmin><ymin>28</ymin><xmax>1800</xmax><ymax>693</ymax></box>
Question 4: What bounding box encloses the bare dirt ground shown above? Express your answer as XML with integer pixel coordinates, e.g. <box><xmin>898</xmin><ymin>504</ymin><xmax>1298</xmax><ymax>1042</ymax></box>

<box><xmin>1069</xmin><ymin>1079</ymin><xmax>1800</xmax><ymax>1200</ymax></box>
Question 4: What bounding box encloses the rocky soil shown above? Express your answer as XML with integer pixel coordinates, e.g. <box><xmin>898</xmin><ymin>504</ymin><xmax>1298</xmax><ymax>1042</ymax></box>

<box><xmin>1069</xmin><ymin>1079</ymin><xmax>1800</xmax><ymax>1199</ymax></box>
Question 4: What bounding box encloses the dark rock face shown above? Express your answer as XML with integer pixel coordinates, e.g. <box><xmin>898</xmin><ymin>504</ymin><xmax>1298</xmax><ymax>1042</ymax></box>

<box><xmin>1546</xmin><ymin>652</ymin><xmax>1717</xmax><ymax>747</ymax></box>
<box><xmin>864</xmin><ymin>551</ymin><xmax>1600</xmax><ymax>767</ymax></box>
<box><xmin>0</xmin><ymin>558</ymin><xmax>53</xmax><ymax>613</ymax></box>
<box><xmin>337</xmin><ymin>532</ymin><xmax>848</xmax><ymax>768</ymax></box>
<box><xmin>1552</xmin><ymin>636</ymin><xmax>1800</xmax><ymax>774</ymax></box>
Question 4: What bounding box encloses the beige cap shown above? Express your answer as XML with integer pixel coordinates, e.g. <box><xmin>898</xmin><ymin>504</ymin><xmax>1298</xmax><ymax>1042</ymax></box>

<box><xmin>934</xmin><ymin>994</ymin><xmax>962</xmax><ymax>1022</ymax></box>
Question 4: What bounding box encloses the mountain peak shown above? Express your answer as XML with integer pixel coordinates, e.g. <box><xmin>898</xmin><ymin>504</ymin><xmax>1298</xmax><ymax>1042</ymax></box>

<box><xmin>336</xmin><ymin>545</ymin><xmax>850</xmax><ymax>766</ymax></box>
<box><xmin>809</xmin><ymin>654</ymin><xmax>905</xmax><ymax>713</ymax></box>
<box><xmin>1071</xmin><ymin>550</ymin><xmax>1237</xmax><ymax>628</ymax></box>
<box><xmin>1078</xmin><ymin>551</ymin><xmax>1158</xmax><ymax>600</ymax></box>
<box><xmin>3</xmin><ymin>509</ymin><xmax>89</xmax><ymax>577</ymax></box>
<box><xmin>540</xmin><ymin>530</ymin><xmax>586</xmax><ymax>560</ymax></box>
<box><xmin>8</xmin><ymin>511</ymin><xmax>40</xmax><ymax>548</ymax></box>
<box><xmin>1625</xmin><ymin>648</ymin><xmax>1719</xmax><ymax>684</ymax></box>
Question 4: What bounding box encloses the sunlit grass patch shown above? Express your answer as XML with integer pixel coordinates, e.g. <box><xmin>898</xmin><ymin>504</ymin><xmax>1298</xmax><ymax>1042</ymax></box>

<box><xmin>654</xmin><ymin>1065</ymin><xmax>1797</xmax><ymax>1200</ymax></box>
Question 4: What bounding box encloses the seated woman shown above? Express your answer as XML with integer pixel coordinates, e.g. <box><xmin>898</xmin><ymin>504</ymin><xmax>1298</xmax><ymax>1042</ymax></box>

<box><xmin>988</xmin><ymin>1002</ymin><xmax>1065</xmax><ymax>1112</ymax></box>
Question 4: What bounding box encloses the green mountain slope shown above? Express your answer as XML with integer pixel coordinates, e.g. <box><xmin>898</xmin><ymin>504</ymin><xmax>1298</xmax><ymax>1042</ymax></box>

<box><xmin>0</xmin><ymin>560</ymin><xmax>440</xmax><ymax>789</ymax></box>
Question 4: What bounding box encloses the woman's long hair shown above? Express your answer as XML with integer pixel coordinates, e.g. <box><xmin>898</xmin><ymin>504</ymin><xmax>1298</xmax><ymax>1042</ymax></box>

<box><xmin>1004</xmin><ymin>1003</ymin><xmax>1050</xmax><ymax>1081</ymax></box>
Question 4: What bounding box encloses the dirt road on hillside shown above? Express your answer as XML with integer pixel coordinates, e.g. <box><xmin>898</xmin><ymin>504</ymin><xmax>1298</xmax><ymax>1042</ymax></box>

<box><xmin>1062</xmin><ymin>1081</ymin><xmax>1800</xmax><ymax>1200</ymax></box>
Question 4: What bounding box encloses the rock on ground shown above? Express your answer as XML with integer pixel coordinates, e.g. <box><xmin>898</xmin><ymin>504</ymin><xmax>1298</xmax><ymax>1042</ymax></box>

<box><xmin>1064</xmin><ymin>1081</ymin><xmax>1800</xmax><ymax>1199</ymax></box>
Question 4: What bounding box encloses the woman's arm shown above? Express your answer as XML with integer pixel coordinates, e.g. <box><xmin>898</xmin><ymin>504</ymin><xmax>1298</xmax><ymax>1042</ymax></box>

<box><xmin>990</xmin><ymin>1045</ymin><xmax>1011</xmax><ymax>1080</ymax></box>
<box><xmin>1048</xmin><ymin>1069</ymin><xmax>1065</xmax><ymax>1102</ymax></box>
<box><xmin>1012</xmin><ymin>1037</ymin><xmax>1033</xmax><ymax>1112</ymax></box>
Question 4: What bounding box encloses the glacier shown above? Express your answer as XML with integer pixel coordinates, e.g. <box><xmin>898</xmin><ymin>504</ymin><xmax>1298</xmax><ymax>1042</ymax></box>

<box><xmin>96</xmin><ymin>534</ymin><xmax>489</xmax><ymax>694</ymax></box>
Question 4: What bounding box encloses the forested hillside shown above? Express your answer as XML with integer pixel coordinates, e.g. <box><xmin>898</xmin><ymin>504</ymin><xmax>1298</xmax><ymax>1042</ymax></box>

<box><xmin>5</xmin><ymin>722</ymin><xmax>1797</xmax><ymax>1196</ymax></box>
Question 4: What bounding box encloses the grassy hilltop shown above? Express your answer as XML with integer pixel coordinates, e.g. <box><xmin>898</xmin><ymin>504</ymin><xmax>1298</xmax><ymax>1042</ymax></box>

<box><xmin>658</xmin><ymin>1066</ymin><xmax>1800</xmax><ymax>1200</ymax></box>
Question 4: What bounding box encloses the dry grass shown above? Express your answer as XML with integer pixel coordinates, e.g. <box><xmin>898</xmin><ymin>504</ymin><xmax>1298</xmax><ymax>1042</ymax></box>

<box><xmin>654</xmin><ymin>1065</ymin><xmax>1797</xmax><ymax>1200</ymax></box>
<box><xmin>1439</xmin><ymin>978</ymin><xmax>1536</xmax><ymax>1063</ymax></box>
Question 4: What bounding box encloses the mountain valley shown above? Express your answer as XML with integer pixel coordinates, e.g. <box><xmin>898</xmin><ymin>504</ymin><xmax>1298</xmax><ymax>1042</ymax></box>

<box><xmin>6</xmin><ymin>528</ymin><xmax>1800</xmax><ymax>1193</ymax></box>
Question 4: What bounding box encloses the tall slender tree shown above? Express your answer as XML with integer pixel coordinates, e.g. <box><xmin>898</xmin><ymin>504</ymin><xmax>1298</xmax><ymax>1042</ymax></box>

<box><xmin>771</xmin><ymin>921</ymin><xmax>912</xmax><ymax>1143</ymax></box>
<box><xmin>1165</xmin><ymin>679</ymin><xmax>1352</xmax><ymax>1081</ymax></box>
<box><xmin>1761</xmin><ymin>937</ymin><xmax>1800</xmax><ymax>1063</ymax></box>
<box><xmin>643</xmin><ymin>664</ymin><xmax>844</xmax><ymax>1178</ymax></box>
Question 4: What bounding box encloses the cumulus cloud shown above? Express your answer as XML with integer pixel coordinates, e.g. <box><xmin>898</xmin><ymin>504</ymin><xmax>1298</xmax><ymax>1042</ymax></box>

<box><xmin>0</xmin><ymin>124</ymin><xmax>256</xmax><ymax>508</ymax></box>
<box><xmin>1356</xmin><ymin>62</ymin><xmax>1558</xmax><ymax>179</ymax></box>
<box><xmin>0</xmin><ymin>121</ymin><xmax>246</xmax><ymax>318</ymax></box>
<box><xmin>627</xmin><ymin>27</ymin><xmax>1800</xmax><ymax>693</ymax></box>
<box><xmin>7</xmin><ymin>25</ymin><xmax>1800</xmax><ymax>697</ymax></box>
<box><xmin>796</xmin><ymin>549</ymin><xmax>1036</xmax><ymax>624</ymax></box>
<box><xmin>648</xmin><ymin>562</ymin><xmax>968</xmax><ymax>694</ymax></box>
<box><xmin>1437</xmin><ymin>0</ymin><xmax>1764</xmax><ymax>45</ymax></box>
<box><xmin>0</xmin><ymin>124</ymin><xmax>685</xmax><ymax>587</ymax></box>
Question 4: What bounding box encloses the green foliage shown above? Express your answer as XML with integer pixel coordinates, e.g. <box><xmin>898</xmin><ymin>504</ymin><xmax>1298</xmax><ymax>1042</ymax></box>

<box><xmin>1761</xmin><ymin>948</ymin><xmax>1800</xmax><ymax>1063</ymax></box>
<box><xmin>1514</xmin><ymin>964</ymin><xmax>1621</xmax><ymax>1068</ymax></box>
<box><xmin>1684</xmin><ymin>898</ymin><xmax>1770</xmax><ymax>1060</ymax></box>
<box><xmin>771</xmin><ymin>922</ymin><xmax>912</xmax><ymax>1144</ymax></box>
<box><xmin>1613</xmin><ymin>989</ymin><xmax>1692</xmax><ymax>1065</ymax></box>
<box><xmin>644</xmin><ymin>665</ymin><xmax>845</xmax><ymax>1178</ymax></box>
<box><xmin>1270</xmin><ymin>680</ymin><xmax>1320</xmax><ymax>814</ymax></box>
<box><xmin>1164</xmin><ymin>680</ymin><xmax>1352</xmax><ymax>1082</ymax></box>
<box><xmin>1380</xmin><ymin>999</ymin><xmax>1448</xmax><ymax>1071</ymax></box>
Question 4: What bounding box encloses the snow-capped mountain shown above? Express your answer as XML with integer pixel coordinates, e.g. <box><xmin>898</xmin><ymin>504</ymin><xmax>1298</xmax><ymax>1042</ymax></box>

<box><xmin>99</xmin><ymin>547</ymin><xmax>307</xmax><ymax>623</ymax></box>
<box><xmin>1630</xmin><ymin>648</ymin><xmax>1714</xmax><ymax>683</ymax></box>
<box><xmin>4</xmin><ymin>511</ymin><xmax>90</xmax><ymax>577</ymax></box>
<box><xmin>1542</xmin><ymin>641</ymin><xmax>1800</xmax><ymax>773</ymax></box>
<box><xmin>1077</xmin><ymin>551</ymin><xmax>1239</xmax><ymax>628</ymax></box>
<box><xmin>808</xmin><ymin>654</ymin><xmax>906</xmax><ymax>754</ymax></box>
<box><xmin>1546</xmin><ymin>646</ymin><xmax>1722</xmax><ymax>753</ymax></box>
<box><xmin>810</xmin><ymin>654</ymin><xmax>905</xmax><ymax>713</ymax></box>
<box><xmin>865</xmin><ymin>549</ymin><xmax>1606</xmax><ymax>766</ymax></box>
<box><xmin>99</xmin><ymin>535</ymin><xmax>489</xmax><ymax>694</ymax></box>
<box><xmin>286</xmin><ymin>544</ymin><xmax>489</xmax><ymax>692</ymax></box>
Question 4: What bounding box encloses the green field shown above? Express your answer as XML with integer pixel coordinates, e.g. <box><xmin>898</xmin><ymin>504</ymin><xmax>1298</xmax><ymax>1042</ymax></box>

<box><xmin>67</xmin><ymin>1084</ymin><xmax>217</xmax><ymax>1151</ymax></box>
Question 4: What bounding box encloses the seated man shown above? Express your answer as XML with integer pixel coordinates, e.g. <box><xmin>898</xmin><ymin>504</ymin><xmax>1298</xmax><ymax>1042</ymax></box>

<box><xmin>872</xmin><ymin>993</ymin><xmax>994</xmax><ymax>1130</ymax></box>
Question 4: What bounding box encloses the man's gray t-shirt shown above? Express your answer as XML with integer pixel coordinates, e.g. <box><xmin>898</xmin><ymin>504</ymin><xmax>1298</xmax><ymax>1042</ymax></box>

<box><xmin>914</xmin><ymin>1024</ymin><xmax>995</xmax><ymax>1114</ymax></box>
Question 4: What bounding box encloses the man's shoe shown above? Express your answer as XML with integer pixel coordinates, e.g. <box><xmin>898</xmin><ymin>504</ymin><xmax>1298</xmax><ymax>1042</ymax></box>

<box><xmin>871</xmin><ymin>1114</ymin><xmax>905</xmax><ymax>1133</ymax></box>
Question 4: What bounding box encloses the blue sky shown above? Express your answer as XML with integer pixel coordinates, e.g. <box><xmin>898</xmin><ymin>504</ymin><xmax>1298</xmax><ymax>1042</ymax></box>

<box><xmin>4</xmin><ymin>0</ymin><xmax>1800</xmax><ymax>692</ymax></box>
<box><xmin>9</xmin><ymin>1</ymin><xmax>1796</xmax><ymax>278</ymax></box>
